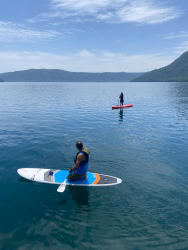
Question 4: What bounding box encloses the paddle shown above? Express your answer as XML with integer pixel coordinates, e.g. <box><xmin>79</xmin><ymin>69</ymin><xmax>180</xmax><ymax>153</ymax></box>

<box><xmin>57</xmin><ymin>168</ymin><xmax>74</xmax><ymax>192</ymax></box>
<box><xmin>57</xmin><ymin>179</ymin><xmax>67</xmax><ymax>193</ymax></box>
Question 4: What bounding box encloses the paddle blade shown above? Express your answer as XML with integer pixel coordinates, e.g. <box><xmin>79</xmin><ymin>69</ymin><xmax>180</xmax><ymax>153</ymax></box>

<box><xmin>57</xmin><ymin>183</ymin><xmax>66</xmax><ymax>193</ymax></box>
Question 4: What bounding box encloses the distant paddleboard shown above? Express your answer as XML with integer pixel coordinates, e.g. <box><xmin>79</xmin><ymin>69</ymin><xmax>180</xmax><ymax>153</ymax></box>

<box><xmin>17</xmin><ymin>168</ymin><xmax>122</xmax><ymax>187</ymax></box>
<box><xmin>112</xmin><ymin>104</ymin><xmax>133</xmax><ymax>110</ymax></box>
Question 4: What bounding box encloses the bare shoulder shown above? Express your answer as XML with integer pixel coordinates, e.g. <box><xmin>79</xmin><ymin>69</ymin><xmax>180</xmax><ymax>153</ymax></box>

<box><xmin>77</xmin><ymin>152</ymin><xmax>85</xmax><ymax>160</ymax></box>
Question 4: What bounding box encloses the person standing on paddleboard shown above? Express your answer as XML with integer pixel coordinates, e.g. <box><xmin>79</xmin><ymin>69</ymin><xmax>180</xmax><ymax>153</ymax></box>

<box><xmin>68</xmin><ymin>141</ymin><xmax>90</xmax><ymax>181</ymax></box>
<box><xmin>119</xmin><ymin>92</ymin><xmax>124</xmax><ymax>106</ymax></box>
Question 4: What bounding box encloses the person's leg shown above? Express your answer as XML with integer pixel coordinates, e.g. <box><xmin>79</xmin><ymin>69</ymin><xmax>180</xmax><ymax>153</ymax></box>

<box><xmin>68</xmin><ymin>163</ymin><xmax>88</xmax><ymax>181</ymax></box>
<box><xmin>68</xmin><ymin>172</ymin><xmax>82</xmax><ymax>181</ymax></box>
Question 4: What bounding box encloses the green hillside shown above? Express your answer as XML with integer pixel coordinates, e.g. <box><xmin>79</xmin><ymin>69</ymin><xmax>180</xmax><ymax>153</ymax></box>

<box><xmin>132</xmin><ymin>51</ymin><xmax>188</xmax><ymax>82</ymax></box>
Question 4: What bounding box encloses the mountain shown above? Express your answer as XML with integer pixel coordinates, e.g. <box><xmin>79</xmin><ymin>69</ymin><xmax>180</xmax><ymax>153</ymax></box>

<box><xmin>0</xmin><ymin>69</ymin><xmax>143</xmax><ymax>82</ymax></box>
<box><xmin>132</xmin><ymin>51</ymin><xmax>188</xmax><ymax>82</ymax></box>
<box><xmin>0</xmin><ymin>78</ymin><xmax>3</xmax><ymax>82</ymax></box>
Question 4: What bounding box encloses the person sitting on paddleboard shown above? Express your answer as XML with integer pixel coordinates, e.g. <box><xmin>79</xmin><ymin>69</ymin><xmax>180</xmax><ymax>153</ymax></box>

<box><xmin>119</xmin><ymin>92</ymin><xmax>124</xmax><ymax>106</ymax></box>
<box><xmin>68</xmin><ymin>141</ymin><xmax>90</xmax><ymax>181</ymax></box>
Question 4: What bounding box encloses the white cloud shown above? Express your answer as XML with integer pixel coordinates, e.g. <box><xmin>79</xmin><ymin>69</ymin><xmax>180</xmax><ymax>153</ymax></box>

<box><xmin>51</xmin><ymin>0</ymin><xmax>117</xmax><ymax>14</ymax></box>
<box><xmin>175</xmin><ymin>41</ymin><xmax>188</xmax><ymax>54</ymax></box>
<box><xmin>165</xmin><ymin>31</ymin><xmax>188</xmax><ymax>39</ymax></box>
<box><xmin>46</xmin><ymin>0</ymin><xmax>181</xmax><ymax>24</ymax></box>
<box><xmin>116</xmin><ymin>1</ymin><xmax>180</xmax><ymax>24</ymax></box>
<box><xmin>0</xmin><ymin>50</ymin><xmax>176</xmax><ymax>73</ymax></box>
<box><xmin>0</xmin><ymin>21</ymin><xmax>61</xmax><ymax>42</ymax></box>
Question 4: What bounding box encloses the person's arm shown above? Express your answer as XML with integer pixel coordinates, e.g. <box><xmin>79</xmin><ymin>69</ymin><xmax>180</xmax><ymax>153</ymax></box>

<box><xmin>69</xmin><ymin>154</ymin><xmax>84</xmax><ymax>172</ymax></box>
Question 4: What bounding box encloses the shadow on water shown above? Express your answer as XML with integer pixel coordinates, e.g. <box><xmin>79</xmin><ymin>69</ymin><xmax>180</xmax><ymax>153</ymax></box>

<box><xmin>57</xmin><ymin>186</ymin><xmax>90</xmax><ymax>207</ymax></box>
<box><xmin>18</xmin><ymin>177</ymin><xmax>31</xmax><ymax>183</ymax></box>
<box><xmin>18</xmin><ymin>175</ymin><xmax>90</xmax><ymax>207</ymax></box>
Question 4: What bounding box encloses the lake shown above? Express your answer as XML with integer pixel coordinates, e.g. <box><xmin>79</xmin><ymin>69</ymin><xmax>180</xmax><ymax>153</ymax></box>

<box><xmin>0</xmin><ymin>82</ymin><xmax>188</xmax><ymax>250</ymax></box>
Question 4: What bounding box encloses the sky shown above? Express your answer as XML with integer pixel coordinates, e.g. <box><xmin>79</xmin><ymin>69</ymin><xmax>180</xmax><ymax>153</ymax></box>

<box><xmin>0</xmin><ymin>0</ymin><xmax>188</xmax><ymax>73</ymax></box>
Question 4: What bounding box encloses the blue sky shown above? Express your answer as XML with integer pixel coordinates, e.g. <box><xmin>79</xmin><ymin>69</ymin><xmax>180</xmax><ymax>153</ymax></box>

<box><xmin>0</xmin><ymin>0</ymin><xmax>188</xmax><ymax>73</ymax></box>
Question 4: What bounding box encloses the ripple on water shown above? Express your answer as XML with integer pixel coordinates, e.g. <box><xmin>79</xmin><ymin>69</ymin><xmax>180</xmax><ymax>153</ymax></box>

<box><xmin>0</xmin><ymin>82</ymin><xmax>188</xmax><ymax>249</ymax></box>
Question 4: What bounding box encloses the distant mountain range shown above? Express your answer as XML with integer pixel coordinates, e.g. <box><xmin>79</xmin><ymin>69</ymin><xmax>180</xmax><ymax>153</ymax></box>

<box><xmin>133</xmin><ymin>51</ymin><xmax>188</xmax><ymax>82</ymax></box>
<box><xmin>0</xmin><ymin>51</ymin><xmax>188</xmax><ymax>82</ymax></box>
<box><xmin>0</xmin><ymin>69</ymin><xmax>142</xmax><ymax>82</ymax></box>
<box><xmin>0</xmin><ymin>78</ymin><xmax>3</xmax><ymax>82</ymax></box>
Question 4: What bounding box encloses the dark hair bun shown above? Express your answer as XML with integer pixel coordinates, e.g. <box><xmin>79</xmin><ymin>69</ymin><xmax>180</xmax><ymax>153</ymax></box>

<box><xmin>76</xmin><ymin>141</ymin><xmax>83</xmax><ymax>149</ymax></box>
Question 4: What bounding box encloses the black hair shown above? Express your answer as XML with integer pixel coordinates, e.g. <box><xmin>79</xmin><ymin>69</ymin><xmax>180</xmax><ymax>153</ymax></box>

<box><xmin>76</xmin><ymin>141</ymin><xmax>83</xmax><ymax>150</ymax></box>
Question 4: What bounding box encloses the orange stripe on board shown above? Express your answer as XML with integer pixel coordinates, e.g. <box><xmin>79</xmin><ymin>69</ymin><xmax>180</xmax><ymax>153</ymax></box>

<box><xmin>93</xmin><ymin>173</ymin><xmax>100</xmax><ymax>184</ymax></box>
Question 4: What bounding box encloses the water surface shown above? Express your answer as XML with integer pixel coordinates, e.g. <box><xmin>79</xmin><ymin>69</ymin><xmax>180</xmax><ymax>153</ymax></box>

<box><xmin>0</xmin><ymin>82</ymin><xmax>188</xmax><ymax>250</ymax></box>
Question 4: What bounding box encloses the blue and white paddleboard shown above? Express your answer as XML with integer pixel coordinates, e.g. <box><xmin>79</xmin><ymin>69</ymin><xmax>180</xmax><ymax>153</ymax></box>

<box><xmin>17</xmin><ymin>168</ymin><xmax>122</xmax><ymax>187</ymax></box>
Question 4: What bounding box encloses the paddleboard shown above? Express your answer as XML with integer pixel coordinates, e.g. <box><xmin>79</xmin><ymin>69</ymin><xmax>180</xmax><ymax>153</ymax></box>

<box><xmin>112</xmin><ymin>104</ymin><xmax>133</xmax><ymax>110</ymax></box>
<box><xmin>17</xmin><ymin>168</ymin><xmax>122</xmax><ymax>187</ymax></box>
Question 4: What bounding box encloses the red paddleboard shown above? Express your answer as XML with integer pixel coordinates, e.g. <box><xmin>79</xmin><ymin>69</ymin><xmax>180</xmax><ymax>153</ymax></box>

<box><xmin>112</xmin><ymin>104</ymin><xmax>133</xmax><ymax>110</ymax></box>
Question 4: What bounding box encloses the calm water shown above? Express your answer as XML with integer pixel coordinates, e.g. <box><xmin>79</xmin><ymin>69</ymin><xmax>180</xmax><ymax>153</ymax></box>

<box><xmin>0</xmin><ymin>82</ymin><xmax>188</xmax><ymax>250</ymax></box>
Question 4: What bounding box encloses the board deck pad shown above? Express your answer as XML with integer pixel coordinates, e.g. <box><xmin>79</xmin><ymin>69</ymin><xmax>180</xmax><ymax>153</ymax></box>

<box><xmin>17</xmin><ymin>168</ymin><xmax>122</xmax><ymax>186</ymax></box>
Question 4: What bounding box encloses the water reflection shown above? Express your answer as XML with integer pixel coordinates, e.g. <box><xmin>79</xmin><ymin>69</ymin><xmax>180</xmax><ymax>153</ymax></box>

<box><xmin>69</xmin><ymin>186</ymin><xmax>90</xmax><ymax>206</ymax></box>
<box><xmin>57</xmin><ymin>186</ymin><xmax>90</xmax><ymax>207</ymax></box>
<box><xmin>172</xmin><ymin>82</ymin><xmax>188</xmax><ymax>121</ymax></box>
<box><xmin>119</xmin><ymin>109</ymin><xmax>124</xmax><ymax>121</ymax></box>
